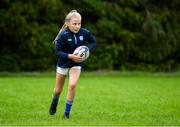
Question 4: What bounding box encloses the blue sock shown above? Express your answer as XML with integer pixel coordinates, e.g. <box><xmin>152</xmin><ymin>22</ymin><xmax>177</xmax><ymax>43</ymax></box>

<box><xmin>52</xmin><ymin>95</ymin><xmax>59</xmax><ymax>105</ymax></box>
<box><xmin>64</xmin><ymin>100</ymin><xmax>73</xmax><ymax>115</ymax></box>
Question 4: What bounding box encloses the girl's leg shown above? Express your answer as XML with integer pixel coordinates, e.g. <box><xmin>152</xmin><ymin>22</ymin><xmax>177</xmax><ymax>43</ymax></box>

<box><xmin>54</xmin><ymin>73</ymin><xmax>66</xmax><ymax>97</ymax></box>
<box><xmin>49</xmin><ymin>72</ymin><xmax>66</xmax><ymax>115</ymax></box>
<box><xmin>63</xmin><ymin>66</ymin><xmax>81</xmax><ymax>118</ymax></box>
<box><xmin>67</xmin><ymin>67</ymin><xmax>81</xmax><ymax>100</ymax></box>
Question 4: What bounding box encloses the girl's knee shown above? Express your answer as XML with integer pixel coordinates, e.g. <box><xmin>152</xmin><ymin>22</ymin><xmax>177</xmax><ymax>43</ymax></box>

<box><xmin>54</xmin><ymin>89</ymin><xmax>62</xmax><ymax>96</ymax></box>
<box><xmin>69</xmin><ymin>83</ymin><xmax>76</xmax><ymax>91</ymax></box>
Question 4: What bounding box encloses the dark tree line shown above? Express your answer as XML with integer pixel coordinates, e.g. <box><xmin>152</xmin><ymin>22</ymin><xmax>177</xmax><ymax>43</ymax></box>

<box><xmin>0</xmin><ymin>0</ymin><xmax>179</xmax><ymax>72</ymax></box>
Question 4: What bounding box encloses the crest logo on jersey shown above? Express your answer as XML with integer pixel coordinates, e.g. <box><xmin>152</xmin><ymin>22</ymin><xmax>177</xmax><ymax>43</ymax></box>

<box><xmin>79</xmin><ymin>36</ymin><xmax>83</xmax><ymax>41</ymax></box>
<box><xmin>68</xmin><ymin>38</ymin><xmax>72</xmax><ymax>42</ymax></box>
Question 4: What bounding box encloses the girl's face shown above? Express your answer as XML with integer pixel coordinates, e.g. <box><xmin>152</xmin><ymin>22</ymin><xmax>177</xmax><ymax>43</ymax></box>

<box><xmin>68</xmin><ymin>16</ymin><xmax>81</xmax><ymax>33</ymax></box>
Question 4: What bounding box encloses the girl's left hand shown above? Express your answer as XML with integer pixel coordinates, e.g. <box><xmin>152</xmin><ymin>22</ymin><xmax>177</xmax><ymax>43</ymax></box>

<box><xmin>68</xmin><ymin>54</ymin><xmax>83</xmax><ymax>63</ymax></box>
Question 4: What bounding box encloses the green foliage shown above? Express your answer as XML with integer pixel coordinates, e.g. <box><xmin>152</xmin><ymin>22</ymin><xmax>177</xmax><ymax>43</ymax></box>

<box><xmin>0</xmin><ymin>0</ymin><xmax>179</xmax><ymax>72</ymax></box>
<box><xmin>0</xmin><ymin>0</ymin><xmax>59</xmax><ymax>71</ymax></box>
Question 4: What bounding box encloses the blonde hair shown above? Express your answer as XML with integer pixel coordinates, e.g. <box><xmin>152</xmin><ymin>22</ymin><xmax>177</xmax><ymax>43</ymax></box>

<box><xmin>59</xmin><ymin>10</ymin><xmax>81</xmax><ymax>33</ymax></box>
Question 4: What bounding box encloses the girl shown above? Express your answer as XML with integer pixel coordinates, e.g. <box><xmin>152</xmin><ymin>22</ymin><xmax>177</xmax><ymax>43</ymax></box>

<box><xmin>49</xmin><ymin>10</ymin><xmax>96</xmax><ymax>119</ymax></box>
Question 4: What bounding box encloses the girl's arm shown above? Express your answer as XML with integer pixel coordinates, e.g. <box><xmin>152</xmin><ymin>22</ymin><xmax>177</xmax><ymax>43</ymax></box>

<box><xmin>86</xmin><ymin>30</ymin><xmax>97</xmax><ymax>51</ymax></box>
<box><xmin>55</xmin><ymin>34</ymin><xmax>69</xmax><ymax>59</ymax></box>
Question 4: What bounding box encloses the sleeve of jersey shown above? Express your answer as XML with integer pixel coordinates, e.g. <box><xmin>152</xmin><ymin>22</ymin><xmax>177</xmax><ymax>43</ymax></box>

<box><xmin>86</xmin><ymin>31</ymin><xmax>97</xmax><ymax>51</ymax></box>
<box><xmin>54</xmin><ymin>34</ymin><xmax>69</xmax><ymax>59</ymax></box>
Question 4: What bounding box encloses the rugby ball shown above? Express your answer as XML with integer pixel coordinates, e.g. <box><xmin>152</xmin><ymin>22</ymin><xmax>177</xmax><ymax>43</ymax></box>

<box><xmin>73</xmin><ymin>45</ymin><xmax>90</xmax><ymax>62</ymax></box>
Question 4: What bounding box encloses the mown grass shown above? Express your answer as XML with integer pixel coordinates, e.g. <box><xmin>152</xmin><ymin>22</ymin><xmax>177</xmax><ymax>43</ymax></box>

<box><xmin>0</xmin><ymin>71</ymin><xmax>179</xmax><ymax>126</ymax></box>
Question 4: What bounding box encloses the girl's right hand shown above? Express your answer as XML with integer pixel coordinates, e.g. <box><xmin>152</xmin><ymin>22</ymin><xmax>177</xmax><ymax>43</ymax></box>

<box><xmin>68</xmin><ymin>54</ymin><xmax>82</xmax><ymax>63</ymax></box>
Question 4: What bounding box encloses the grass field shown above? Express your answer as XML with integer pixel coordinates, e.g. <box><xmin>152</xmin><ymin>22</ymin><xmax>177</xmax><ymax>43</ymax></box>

<box><xmin>0</xmin><ymin>71</ymin><xmax>180</xmax><ymax>126</ymax></box>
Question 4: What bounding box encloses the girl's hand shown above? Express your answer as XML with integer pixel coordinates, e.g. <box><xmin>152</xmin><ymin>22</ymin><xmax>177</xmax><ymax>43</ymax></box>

<box><xmin>68</xmin><ymin>54</ymin><xmax>82</xmax><ymax>63</ymax></box>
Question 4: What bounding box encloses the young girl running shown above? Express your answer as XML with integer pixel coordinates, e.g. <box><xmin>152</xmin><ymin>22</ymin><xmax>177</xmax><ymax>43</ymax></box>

<box><xmin>49</xmin><ymin>10</ymin><xmax>96</xmax><ymax>119</ymax></box>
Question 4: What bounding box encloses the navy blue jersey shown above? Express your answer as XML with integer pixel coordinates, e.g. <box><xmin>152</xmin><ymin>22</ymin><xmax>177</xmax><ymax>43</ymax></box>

<box><xmin>54</xmin><ymin>28</ymin><xmax>97</xmax><ymax>68</ymax></box>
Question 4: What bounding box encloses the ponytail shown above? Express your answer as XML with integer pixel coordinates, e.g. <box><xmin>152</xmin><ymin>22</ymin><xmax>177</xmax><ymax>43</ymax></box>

<box><xmin>59</xmin><ymin>23</ymin><xmax>68</xmax><ymax>33</ymax></box>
